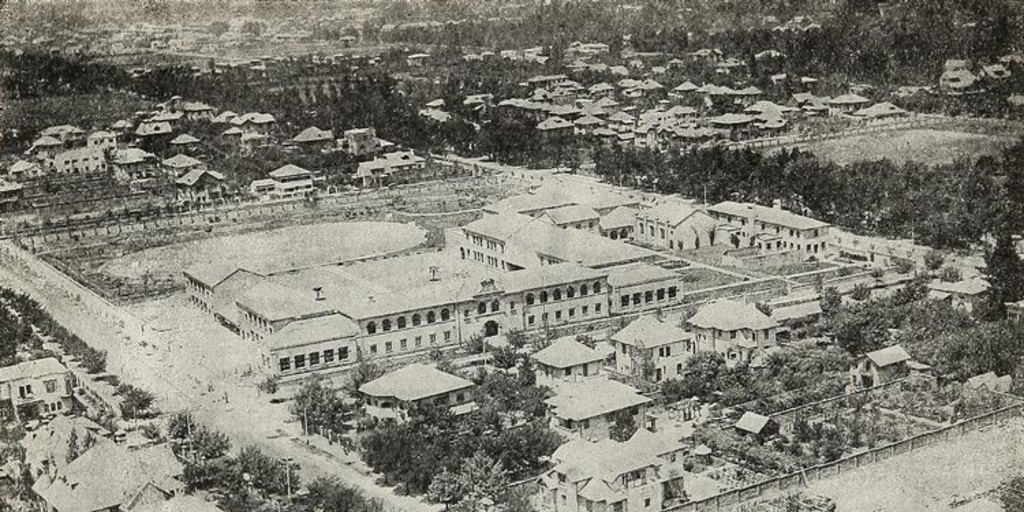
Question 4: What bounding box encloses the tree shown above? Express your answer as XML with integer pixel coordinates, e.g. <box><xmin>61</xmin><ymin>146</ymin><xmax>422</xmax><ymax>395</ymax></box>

<box><xmin>193</xmin><ymin>425</ymin><xmax>231</xmax><ymax>460</ymax></box>
<box><xmin>982</xmin><ymin>234</ymin><xmax>1024</xmax><ymax>320</ymax></box>
<box><xmin>292</xmin><ymin>376</ymin><xmax>353</xmax><ymax>434</ymax></box>
<box><xmin>820</xmin><ymin>287</ymin><xmax>842</xmax><ymax>316</ymax></box>
<box><xmin>307</xmin><ymin>476</ymin><xmax>384</xmax><ymax>512</ymax></box>
<box><xmin>456</xmin><ymin>451</ymin><xmax>509</xmax><ymax>504</ymax></box>
<box><xmin>894</xmin><ymin>258</ymin><xmax>915</xmax><ymax>274</ymax></box>
<box><xmin>345</xmin><ymin>358</ymin><xmax>385</xmax><ymax>397</ymax></box>
<box><xmin>80</xmin><ymin>347</ymin><xmax>107</xmax><ymax>374</ymax></box>
<box><xmin>850</xmin><ymin>283</ymin><xmax>872</xmax><ymax>301</ymax></box>
<box><xmin>427</xmin><ymin>469</ymin><xmax>465</xmax><ymax>506</ymax></box>
<box><xmin>120</xmin><ymin>385</ymin><xmax>156</xmax><ymax>419</ymax></box>
<box><xmin>924</xmin><ymin>250</ymin><xmax>945</xmax><ymax>271</ymax></box>
<box><xmin>938</xmin><ymin>266</ymin><xmax>962</xmax><ymax>283</ymax></box>
<box><xmin>608</xmin><ymin>410</ymin><xmax>638</xmax><ymax>442</ymax></box>
<box><xmin>490</xmin><ymin>346</ymin><xmax>520</xmax><ymax>370</ymax></box>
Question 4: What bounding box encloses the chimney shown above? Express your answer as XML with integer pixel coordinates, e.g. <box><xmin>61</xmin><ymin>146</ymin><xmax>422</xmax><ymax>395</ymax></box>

<box><xmin>313</xmin><ymin>286</ymin><xmax>324</xmax><ymax>301</ymax></box>
<box><xmin>429</xmin><ymin>266</ymin><xmax>440</xmax><ymax>281</ymax></box>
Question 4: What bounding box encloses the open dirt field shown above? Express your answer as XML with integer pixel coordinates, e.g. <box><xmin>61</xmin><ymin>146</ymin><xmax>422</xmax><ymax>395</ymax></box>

<box><xmin>99</xmin><ymin>220</ymin><xmax>425</xmax><ymax>278</ymax></box>
<box><xmin>800</xmin><ymin>129</ymin><xmax>1014</xmax><ymax>166</ymax></box>
<box><xmin>808</xmin><ymin>418</ymin><xmax>1024</xmax><ymax>511</ymax></box>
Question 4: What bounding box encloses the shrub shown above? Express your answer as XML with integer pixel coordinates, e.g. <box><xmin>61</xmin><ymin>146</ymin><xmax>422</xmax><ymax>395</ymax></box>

<box><xmin>258</xmin><ymin>375</ymin><xmax>279</xmax><ymax>395</ymax></box>
<box><xmin>850</xmin><ymin>283</ymin><xmax>872</xmax><ymax>301</ymax></box>
<box><xmin>924</xmin><ymin>250</ymin><xmax>945</xmax><ymax>271</ymax></box>
<box><xmin>894</xmin><ymin>259</ymin><xmax>915</xmax><ymax>274</ymax></box>
<box><xmin>939</xmin><ymin>266</ymin><xmax>962</xmax><ymax>283</ymax></box>
<box><xmin>80</xmin><ymin>347</ymin><xmax>107</xmax><ymax>374</ymax></box>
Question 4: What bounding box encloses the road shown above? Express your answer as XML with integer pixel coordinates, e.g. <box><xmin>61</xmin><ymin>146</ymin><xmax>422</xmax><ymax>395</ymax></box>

<box><xmin>0</xmin><ymin>240</ymin><xmax>439</xmax><ymax>512</ymax></box>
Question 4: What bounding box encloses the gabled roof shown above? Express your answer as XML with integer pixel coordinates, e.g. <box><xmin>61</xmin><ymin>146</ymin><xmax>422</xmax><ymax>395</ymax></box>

<box><xmin>735</xmin><ymin>411</ymin><xmax>772</xmax><ymax>434</ymax></box>
<box><xmin>162</xmin><ymin>154</ymin><xmax>202</xmax><ymax>169</ymax></box>
<box><xmin>854</xmin><ymin>102</ymin><xmax>907</xmax><ymax>118</ymax></box>
<box><xmin>359</xmin><ymin>363</ymin><xmax>474</xmax><ymax>402</ymax></box>
<box><xmin>222</xmin><ymin>127</ymin><xmax>243</xmax><ymax>136</ymax></box>
<box><xmin>32</xmin><ymin>441</ymin><xmax>183</xmax><ymax>512</ymax></box>
<box><xmin>532</xmin><ymin>338</ymin><xmax>604</xmax><ymax>369</ymax></box>
<box><xmin>605</xmin><ymin>262</ymin><xmax>679</xmax><ymax>289</ymax></box>
<box><xmin>709</xmin><ymin>113</ymin><xmax>754</xmax><ymax>126</ymax></box>
<box><xmin>135</xmin><ymin>122</ymin><xmax>172</xmax><ymax>137</ymax></box>
<box><xmin>830</xmin><ymin>93</ymin><xmax>871</xmax><ymax>105</ymax></box>
<box><xmin>0</xmin><ymin>358</ymin><xmax>67</xmax><ymax>382</ymax></box>
<box><xmin>231</xmin><ymin>112</ymin><xmax>276</xmax><ymax>125</ymax></box>
<box><xmin>686</xmin><ymin>299</ymin><xmax>779</xmax><ymax>331</ymax></box>
<box><xmin>543</xmin><ymin>204</ymin><xmax>600</xmax><ymax>225</ymax></box>
<box><xmin>169</xmin><ymin>133</ymin><xmax>200</xmax><ymax>145</ymax></box>
<box><xmin>864</xmin><ymin>345</ymin><xmax>912</xmax><ymax>368</ymax></box>
<box><xmin>537</xmin><ymin>116</ymin><xmax>573</xmax><ymax>131</ymax></box>
<box><xmin>29</xmin><ymin>136</ymin><xmax>63</xmax><ymax>149</ymax></box>
<box><xmin>183</xmin><ymin>263</ymin><xmax>257</xmax><ymax>289</ymax></box>
<box><xmin>111</xmin><ymin>148</ymin><xmax>156</xmax><ymax>165</ymax></box>
<box><xmin>180</xmin><ymin>101</ymin><xmax>214</xmax><ymax>112</ymax></box>
<box><xmin>87</xmin><ymin>130</ymin><xmax>115</xmax><ymax>140</ymax></box>
<box><xmin>709</xmin><ymin>201</ymin><xmax>829</xmax><ymax>230</ymax></box>
<box><xmin>269</xmin><ymin>164</ymin><xmax>311</xmax><ymax>179</ymax></box>
<box><xmin>292</xmin><ymin>126</ymin><xmax>334</xmax><ymax>143</ymax></box>
<box><xmin>637</xmin><ymin>201</ymin><xmax>704</xmax><ymax>227</ymax></box>
<box><xmin>211</xmin><ymin>111</ymin><xmax>237</xmax><ymax>123</ymax></box>
<box><xmin>9</xmin><ymin>160</ymin><xmax>41</xmax><ymax>174</ymax></box>
<box><xmin>40</xmin><ymin>125</ymin><xmax>84</xmax><ymax>137</ymax></box>
<box><xmin>599</xmin><ymin>205</ymin><xmax>638</xmax><ymax>230</ymax></box>
<box><xmin>176</xmin><ymin>168</ymin><xmax>225</xmax><ymax>187</ymax></box>
<box><xmin>544</xmin><ymin>379</ymin><xmax>651</xmax><ymax>421</ymax></box>
<box><xmin>264</xmin><ymin>313</ymin><xmax>360</xmax><ymax>351</ymax></box>
<box><xmin>612</xmin><ymin>315</ymin><xmax>691</xmax><ymax>348</ymax></box>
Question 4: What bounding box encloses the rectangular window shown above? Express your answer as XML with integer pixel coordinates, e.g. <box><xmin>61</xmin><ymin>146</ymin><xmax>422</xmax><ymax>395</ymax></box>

<box><xmin>309</xmin><ymin>352</ymin><xmax>320</xmax><ymax>365</ymax></box>
<box><xmin>582</xmin><ymin>305</ymin><xmax>589</xmax><ymax>315</ymax></box>
<box><xmin>339</xmin><ymin>347</ymin><xmax>350</xmax><ymax>360</ymax></box>
<box><xmin>370</xmin><ymin>344</ymin><xmax>378</xmax><ymax>355</ymax></box>
<box><xmin>568</xmin><ymin>308</ymin><xmax>575</xmax><ymax>317</ymax></box>
<box><xmin>385</xmin><ymin>342</ymin><xmax>393</xmax><ymax>353</ymax></box>
<box><xmin>417</xmin><ymin>336</ymin><xmax>424</xmax><ymax>346</ymax></box>
<box><xmin>621</xmin><ymin>295</ymin><xmax>630</xmax><ymax>307</ymax></box>
<box><xmin>324</xmin><ymin>349</ymin><xmax>335</xmax><ymax>363</ymax></box>
<box><xmin>430</xmin><ymin>333</ymin><xmax>437</xmax><ymax>344</ymax></box>
<box><xmin>657</xmin><ymin>288</ymin><xmax>665</xmax><ymax>301</ymax></box>
<box><xmin>528</xmin><ymin>315</ymin><xmax>535</xmax><ymax>325</ymax></box>
<box><xmin>44</xmin><ymin>380</ymin><xmax>58</xmax><ymax>393</ymax></box>
<box><xmin>564</xmin><ymin>368</ymin><xmax>572</xmax><ymax>377</ymax></box>
<box><xmin>595</xmin><ymin>303</ymin><xmax>602</xmax><ymax>313</ymax></box>
<box><xmin>279</xmin><ymin>358</ymin><xmax>291</xmax><ymax>371</ymax></box>
<box><xmin>555</xmin><ymin>310</ymin><xmax>562</xmax><ymax>320</ymax></box>
<box><xmin>294</xmin><ymin>354</ymin><xmax>306</xmax><ymax>369</ymax></box>
<box><xmin>645</xmin><ymin>290</ymin><xmax>653</xmax><ymax>303</ymax></box>
<box><xmin>542</xmin><ymin>312</ymin><xmax>548</xmax><ymax>321</ymax></box>
<box><xmin>632</xmin><ymin>293</ymin><xmax>642</xmax><ymax>305</ymax></box>
<box><xmin>668</xmin><ymin>286</ymin><xmax>678</xmax><ymax>298</ymax></box>
<box><xmin>400</xmin><ymin>339</ymin><xmax>408</xmax><ymax>350</ymax></box>
<box><xmin>444</xmin><ymin>330</ymin><xmax>452</xmax><ymax>341</ymax></box>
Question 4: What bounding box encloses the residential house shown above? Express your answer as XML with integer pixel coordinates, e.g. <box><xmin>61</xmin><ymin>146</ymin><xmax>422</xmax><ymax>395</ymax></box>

<box><xmin>39</xmin><ymin>125</ymin><xmax>85</xmax><ymax>145</ymax></box>
<box><xmin>9</xmin><ymin>160</ymin><xmax>44</xmax><ymax>180</ymax></box>
<box><xmin>32</xmin><ymin>441</ymin><xmax>184</xmax><ymax>512</ymax></box>
<box><xmin>540</xmin><ymin>204</ymin><xmax>601</xmax><ymax>233</ymax></box>
<box><xmin>828</xmin><ymin>93</ymin><xmax>871</xmax><ymax>115</ymax></box>
<box><xmin>340</xmin><ymin>128</ymin><xmax>383</xmax><ymax>157</ymax></box>
<box><xmin>406</xmin><ymin>53</ymin><xmax>430</xmax><ymax>67</ymax></box>
<box><xmin>940</xmin><ymin>59</ymin><xmax>979</xmax><ymax>94</ymax></box>
<box><xmin>111</xmin><ymin>148</ymin><xmax>158</xmax><ymax>183</ymax></box>
<box><xmin>161</xmin><ymin>154</ymin><xmax>203</xmax><ymax>177</ymax></box>
<box><xmin>50</xmin><ymin>147</ymin><xmax>107</xmax><ymax>175</ymax></box>
<box><xmin>634</xmin><ymin>202</ymin><xmax>718</xmax><ymax>251</ymax></box>
<box><xmin>268</xmin><ymin>164</ymin><xmax>314</xmax><ymax>197</ymax></box>
<box><xmin>354</xmin><ymin>151</ymin><xmax>427</xmax><ymax>187</ymax></box>
<box><xmin>685</xmin><ymin>300</ymin><xmax>779</xmax><ymax>365</ymax></box>
<box><xmin>230</xmin><ymin>113</ymin><xmax>276</xmax><ymax>135</ymax></box>
<box><xmin>532</xmin><ymin>338</ymin><xmax>606</xmax><ymax>387</ymax></box>
<box><xmin>0</xmin><ymin>180</ymin><xmax>24</xmax><ymax>211</ymax></box>
<box><xmin>291</xmin><ymin>127</ymin><xmax>335</xmax><ymax>149</ymax></box>
<box><xmin>611</xmin><ymin>315</ymin><xmax>693</xmax><ymax>382</ymax></box>
<box><xmin>168</xmin><ymin>133</ymin><xmax>201</xmax><ymax>150</ymax></box>
<box><xmin>545</xmin><ymin>379</ymin><xmax>652</xmax><ymax>440</ymax></box>
<box><xmin>708</xmin><ymin>201</ymin><xmax>829</xmax><ymax>255</ymax></box>
<box><xmin>249</xmin><ymin>178</ymin><xmax>276</xmax><ymax>198</ymax></box>
<box><xmin>849</xmin><ymin>345</ymin><xmax>912</xmax><ymax>388</ymax></box>
<box><xmin>180</xmin><ymin>101</ymin><xmax>215</xmax><ymax>122</ymax></box>
<box><xmin>0</xmin><ymin>358</ymin><xmax>75</xmax><ymax>422</ymax></box>
<box><xmin>26</xmin><ymin>136</ymin><xmax>64</xmax><ymax>161</ymax></box>
<box><xmin>22</xmin><ymin>415</ymin><xmax>110</xmax><ymax>477</ymax></box>
<box><xmin>134</xmin><ymin>495</ymin><xmax>225</xmax><ymax>512</ymax></box>
<box><xmin>135</xmin><ymin>121</ymin><xmax>173</xmax><ymax>142</ymax></box>
<box><xmin>175</xmin><ymin>169</ymin><xmax>225</xmax><ymax>206</ymax></box>
<box><xmin>211</xmin><ymin>111</ymin><xmax>237</xmax><ymax>124</ymax></box>
<box><xmin>541</xmin><ymin>436</ymin><xmax>669</xmax><ymax>512</ymax></box>
<box><xmin>927</xmin><ymin>278</ymin><xmax>989</xmax><ymax>314</ymax></box>
<box><xmin>86</xmin><ymin>131</ymin><xmax>117</xmax><ymax>154</ymax></box>
<box><xmin>359</xmin><ymin>363</ymin><xmax>476</xmax><ymax>422</ymax></box>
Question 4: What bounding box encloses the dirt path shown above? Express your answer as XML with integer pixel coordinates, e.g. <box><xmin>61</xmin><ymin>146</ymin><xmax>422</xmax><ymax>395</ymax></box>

<box><xmin>0</xmin><ymin>240</ymin><xmax>440</xmax><ymax>512</ymax></box>
<box><xmin>808</xmin><ymin>418</ymin><xmax>1024</xmax><ymax>511</ymax></box>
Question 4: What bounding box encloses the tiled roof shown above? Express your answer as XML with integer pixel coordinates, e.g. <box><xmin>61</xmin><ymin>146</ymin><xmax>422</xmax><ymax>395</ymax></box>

<box><xmin>611</xmin><ymin>315</ymin><xmax>691</xmax><ymax>348</ymax></box>
<box><xmin>359</xmin><ymin>363</ymin><xmax>473</xmax><ymax>402</ymax></box>
<box><xmin>544</xmin><ymin>379</ymin><xmax>651</xmax><ymax>421</ymax></box>
<box><xmin>864</xmin><ymin>345</ymin><xmax>912</xmax><ymax>368</ymax></box>
<box><xmin>687</xmin><ymin>299</ymin><xmax>779</xmax><ymax>331</ymax></box>
<box><xmin>543</xmin><ymin>204</ymin><xmax>600</xmax><ymax>225</ymax></box>
<box><xmin>264</xmin><ymin>313</ymin><xmax>360</xmax><ymax>351</ymax></box>
<box><xmin>605</xmin><ymin>262</ymin><xmax>679</xmax><ymax>289</ymax></box>
<box><xmin>532</xmin><ymin>338</ymin><xmax>604</xmax><ymax>369</ymax></box>
<box><xmin>709</xmin><ymin>201</ymin><xmax>829</xmax><ymax>230</ymax></box>
<box><xmin>0</xmin><ymin>358</ymin><xmax>67</xmax><ymax>382</ymax></box>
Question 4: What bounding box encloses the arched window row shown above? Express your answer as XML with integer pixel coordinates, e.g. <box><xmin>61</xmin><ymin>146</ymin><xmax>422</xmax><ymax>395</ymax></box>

<box><xmin>520</xmin><ymin>281</ymin><xmax>604</xmax><ymax>307</ymax></box>
<box><xmin>365</xmin><ymin>308</ymin><xmax>451</xmax><ymax>334</ymax></box>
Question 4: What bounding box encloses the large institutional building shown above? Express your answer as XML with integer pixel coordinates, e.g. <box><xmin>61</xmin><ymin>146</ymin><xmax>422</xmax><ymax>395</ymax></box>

<box><xmin>184</xmin><ymin>184</ymin><xmax>830</xmax><ymax>379</ymax></box>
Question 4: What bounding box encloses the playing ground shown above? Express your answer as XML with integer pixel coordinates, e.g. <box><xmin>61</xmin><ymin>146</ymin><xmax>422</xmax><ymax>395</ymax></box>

<box><xmin>808</xmin><ymin>418</ymin><xmax>1023</xmax><ymax>511</ymax></box>
<box><xmin>799</xmin><ymin>129</ymin><xmax>1014</xmax><ymax>166</ymax></box>
<box><xmin>99</xmin><ymin>221</ymin><xmax>426</xmax><ymax>279</ymax></box>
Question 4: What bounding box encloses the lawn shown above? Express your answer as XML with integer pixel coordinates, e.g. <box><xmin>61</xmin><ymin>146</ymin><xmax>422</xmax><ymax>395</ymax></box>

<box><xmin>801</xmin><ymin>129</ymin><xmax>1013</xmax><ymax>166</ymax></box>
<box><xmin>98</xmin><ymin>220</ymin><xmax>426</xmax><ymax>280</ymax></box>
<box><xmin>677</xmin><ymin>267</ymin><xmax>743</xmax><ymax>293</ymax></box>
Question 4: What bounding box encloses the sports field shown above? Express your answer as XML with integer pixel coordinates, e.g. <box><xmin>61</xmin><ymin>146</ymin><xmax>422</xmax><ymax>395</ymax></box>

<box><xmin>99</xmin><ymin>221</ymin><xmax>426</xmax><ymax>279</ymax></box>
<box><xmin>800</xmin><ymin>129</ymin><xmax>1013</xmax><ymax>166</ymax></box>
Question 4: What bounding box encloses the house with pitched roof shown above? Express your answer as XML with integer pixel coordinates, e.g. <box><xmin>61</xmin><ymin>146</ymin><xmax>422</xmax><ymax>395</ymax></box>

<box><xmin>540</xmin><ymin>204</ymin><xmax>601</xmax><ymax>233</ymax></box>
<box><xmin>0</xmin><ymin>358</ymin><xmax>75</xmax><ymax>422</ymax></box>
<box><xmin>32</xmin><ymin>441</ymin><xmax>184</xmax><ymax>512</ymax></box>
<box><xmin>359</xmin><ymin>363</ymin><xmax>476</xmax><ymax>421</ymax></box>
<box><xmin>111</xmin><ymin>148</ymin><xmax>158</xmax><ymax>183</ymax></box>
<box><xmin>540</xmin><ymin>434</ymin><xmax>671</xmax><ymax>512</ymax></box>
<box><xmin>685</xmin><ymin>299</ymin><xmax>779</xmax><ymax>365</ymax></box>
<box><xmin>9</xmin><ymin>160</ymin><xmax>44</xmax><ymax>180</ymax></box>
<box><xmin>545</xmin><ymin>379</ymin><xmax>652</xmax><ymax>440</ymax></box>
<box><xmin>927</xmin><ymin>278</ymin><xmax>989</xmax><ymax>314</ymax></box>
<box><xmin>708</xmin><ymin>201</ymin><xmax>829</xmax><ymax>255</ymax></box>
<box><xmin>161</xmin><ymin>154</ymin><xmax>203</xmax><ymax>177</ymax></box>
<box><xmin>268</xmin><ymin>164</ymin><xmax>314</xmax><ymax>197</ymax></box>
<box><xmin>86</xmin><ymin>131</ymin><xmax>117</xmax><ymax>154</ymax></box>
<box><xmin>849</xmin><ymin>345</ymin><xmax>912</xmax><ymax>388</ymax></box>
<box><xmin>175</xmin><ymin>168</ymin><xmax>225</xmax><ymax>206</ymax></box>
<box><xmin>532</xmin><ymin>338</ymin><xmax>606</xmax><ymax>387</ymax></box>
<box><xmin>635</xmin><ymin>201</ymin><xmax>718</xmax><ymax>252</ymax></box>
<box><xmin>354</xmin><ymin>151</ymin><xmax>426</xmax><ymax>187</ymax></box>
<box><xmin>291</xmin><ymin>127</ymin><xmax>335</xmax><ymax>149</ymax></box>
<box><xmin>599</xmin><ymin>206</ymin><xmax>637</xmax><ymax>240</ymax></box>
<box><xmin>51</xmin><ymin>147</ymin><xmax>107</xmax><ymax>175</ymax></box>
<box><xmin>22</xmin><ymin>415</ymin><xmax>109</xmax><ymax>477</ymax></box>
<box><xmin>40</xmin><ymin>125</ymin><xmax>85</xmax><ymax>145</ymax></box>
<box><xmin>611</xmin><ymin>315</ymin><xmax>693</xmax><ymax>382</ymax></box>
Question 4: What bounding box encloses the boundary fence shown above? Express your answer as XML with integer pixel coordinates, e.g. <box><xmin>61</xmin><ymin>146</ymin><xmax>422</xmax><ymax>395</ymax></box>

<box><xmin>664</xmin><ymin>402</ymin><xmax>1023</xmax><ymax>512</ymax></box>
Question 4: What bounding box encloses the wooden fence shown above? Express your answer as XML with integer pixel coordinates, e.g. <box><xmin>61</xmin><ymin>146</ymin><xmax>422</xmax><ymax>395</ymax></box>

<box><xmin>664</xmin><ymin>403</ymin><xmax>1024</xmax><ymax>512</ymax></box>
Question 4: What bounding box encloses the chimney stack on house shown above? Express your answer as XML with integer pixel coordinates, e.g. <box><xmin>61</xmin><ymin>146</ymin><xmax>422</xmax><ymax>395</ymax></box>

<box><xmin>313</xmin><ymin>286</ymin><xmax>324</xmax><ymax>301</ymax></box>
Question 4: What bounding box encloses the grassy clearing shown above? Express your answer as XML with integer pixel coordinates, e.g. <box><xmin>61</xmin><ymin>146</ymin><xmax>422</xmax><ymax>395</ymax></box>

<box><xmin>678</xmin><ymin>267</ymin><xmax>743</xmax><ymax>292</ymax></box>
<box><xmin>801</xmin><ymin>129</ymin><xmax>1014</xmax><ymax>166</ymax></box>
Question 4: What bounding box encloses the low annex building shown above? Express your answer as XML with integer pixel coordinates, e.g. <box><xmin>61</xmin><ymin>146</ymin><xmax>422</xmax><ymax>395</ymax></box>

<box><xmin>359</xmin><ymin>363</ymin><xmax>476</xmax><ymax>421</ymax></box>
<box><xmin>0</xmin><ymin>358</ymin><xmax>76</xmax><ymax>422</ymax></box>
<box><xmin>708</xmin><ymin>201</ymin><xmax>829</xmax><ymax>255</ymax></box>
<box><xmin>634</xmin><ymin>201</ymin><xmax>718</xmax><ymax>251</ymax></box>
